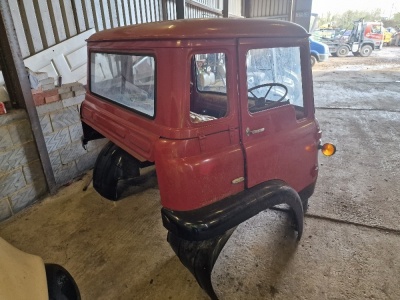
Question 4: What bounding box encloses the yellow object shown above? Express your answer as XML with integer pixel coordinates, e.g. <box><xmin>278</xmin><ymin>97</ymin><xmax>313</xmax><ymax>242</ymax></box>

<box><xmin>0</xmin><ymin>237</ymin><xmax>48</xmax><ymax>300</ymax></box>
<box><xmin>383</xmin><ymin>29</ymin><xmax>392</xmax><ymax>45</ymax></box>
<box><xmin>321</xmin><ymin>143</ymin><xmax>336</xmax><ymax>156</ymax></box>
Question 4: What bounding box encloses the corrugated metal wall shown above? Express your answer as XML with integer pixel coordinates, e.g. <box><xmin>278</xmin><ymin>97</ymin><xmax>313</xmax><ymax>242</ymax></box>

<box><xmin>11</xmin><ymin>0</ymin><xmax>243</xmax><ymax>59</ymax></box>
<box><xmin>164</xmin><ymin>0</ymin><xmax>221</xmax><ymax>20</ymax></box>
<box><xmin>186</xmin><ymin>0</ymin><xmax>221</xmax><ymax>19</ymax></box>
<box><xmin>10</xmin><ymin>0</ymin><xmax>163</xmax><ymax>59</ymax></box>
<box><xmin>248</xmin><ymin>0</ymin><xmax>292</xmax><ymax>20</ymax></box>
<box><xmin>164</xmin><ymin>0</ymin><xmax>242</xmax><ymax>20</ymax></box>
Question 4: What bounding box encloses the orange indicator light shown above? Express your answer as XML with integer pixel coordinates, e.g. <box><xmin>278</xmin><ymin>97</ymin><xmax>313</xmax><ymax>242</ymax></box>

<box><xmin>320</xmin><ymin>143</ymin><xmax>336</xmax><ymax>156</ymax></box>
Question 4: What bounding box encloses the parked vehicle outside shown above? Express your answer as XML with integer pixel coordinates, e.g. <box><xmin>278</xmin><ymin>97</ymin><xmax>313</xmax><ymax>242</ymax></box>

<box><xmin>383</xmin><ymin>28</ymin><xmax>393</xmax><ymax>46</ymax></box>
<box><xmin>335</xmin><ymin>29</ymin><xmax>352</xmax><ymax>43</ymax></box>
<box><xmin>325</xmin><ymin>20</ymin><xmax>384</xmax><ymax>57</ymax></box>
<box><xmin>310</xmin><ymin>37</ymin><xmax>330</xmax><ymax>66</ymax></box>
<box><xmin>390</xmin><ymin>32</ymin><xmax>400</xmax><ymax>46</ymax></box>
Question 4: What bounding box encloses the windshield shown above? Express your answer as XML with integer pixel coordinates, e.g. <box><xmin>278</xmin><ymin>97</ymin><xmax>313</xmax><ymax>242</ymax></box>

<box><xmin>90</xmin><ymin>52</ymin><xmax>155</xmax><ymax>118</ymax></box>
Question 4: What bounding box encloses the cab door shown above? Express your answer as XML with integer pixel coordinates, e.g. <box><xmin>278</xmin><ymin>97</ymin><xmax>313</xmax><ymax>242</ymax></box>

<box><xmin>237</xmin><ymin>38</ymin><xmax>319</xmax><ymax>192</ymax></box>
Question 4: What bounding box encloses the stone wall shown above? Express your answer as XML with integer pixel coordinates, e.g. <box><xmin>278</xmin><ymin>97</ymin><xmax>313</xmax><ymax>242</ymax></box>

<box><xmin>34</xmin><ymin>82</ymin><xmax>107</xmax><ymax>186</ymax></box>
<box><xmin>0</xmin><ymin>83</ymin><xmax>107</xmax><ymax>221</ymax></box>
<box><xmin>0</xmin><ymin>110</ymin><xmax>47</xmax><ymax>221</ymax></box>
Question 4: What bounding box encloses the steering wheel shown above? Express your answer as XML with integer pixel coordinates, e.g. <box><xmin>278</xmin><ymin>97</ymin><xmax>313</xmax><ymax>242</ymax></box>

<box><xmin>248</xmin><ymin>83</ymin><xmax>288</xmax><ymax>103</ymax></box>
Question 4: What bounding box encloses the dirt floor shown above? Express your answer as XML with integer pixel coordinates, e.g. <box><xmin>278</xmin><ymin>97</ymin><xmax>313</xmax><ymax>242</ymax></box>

<box><xmin>1</xmin><ymin>46</ymin><xmax>400</xmax><ymax>300</ymax></box>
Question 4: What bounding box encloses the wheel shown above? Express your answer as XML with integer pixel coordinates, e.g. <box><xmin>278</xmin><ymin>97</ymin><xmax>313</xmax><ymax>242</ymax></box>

<box><xmin>45</xmin><ymin>264</ymin><xmax>81</xmax><ymax>300</ymax></box>
<box><xmin>248</xmin><ymin>83</ymin><xmax>288</xmax><ymax>103</ymax></box>
<box><xmin>336</xmin><ymin>45</ymin><xmax>349</xmax><ymax>57</ymax></box>
<box><xmin>359</xmin><ymin>45</ymin><xmax>372</xmax><ymax>57</ymax></box>
<box><xmin>310</xmin><ymin>55</ymin><xmax>317</xmax><ymax>67</ymax></box>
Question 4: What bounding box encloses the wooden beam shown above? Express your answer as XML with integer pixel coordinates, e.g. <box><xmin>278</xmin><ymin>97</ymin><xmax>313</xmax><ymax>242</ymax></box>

<box><xmin>0</xmin><ymin>0</ymin><xmax>57</xmax><ymax>194</ymax></box>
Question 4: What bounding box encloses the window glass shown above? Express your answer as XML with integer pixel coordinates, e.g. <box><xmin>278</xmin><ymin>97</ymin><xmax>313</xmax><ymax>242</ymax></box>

<box><xmin>190</xmin><ymin>53</ymin><xmax>227</xmax><ymax>123</ymax></box>
<box><xmin>90</xmin><ymin>52</ymin><xmax>155</xmax><ymax>117</ymax></box>
<box><xmin>371</xmin><ymin>25</ymin><xmax>382</xmax><ymax>34</ymax></box>
<box><xmin>246</xmin><ymin>47</ymin><xmax>305</xmax><ymax>119</ymax></box>
<box><xmin>195</xmin><ymin>53</ymin><xmax>226</xmax><ymax>94</ymax></box>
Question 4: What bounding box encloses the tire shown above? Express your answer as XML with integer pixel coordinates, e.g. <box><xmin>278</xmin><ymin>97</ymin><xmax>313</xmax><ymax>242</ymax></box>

<box><xmin>359</xmin><ymin>45</ymin><xmax>372</xmax><ymax>57</ymax></box>
<box><xmin>336</xmin><ymin>45</ymin><xmax>349</xmax><ymax>57</ymax></box>
<box><xmin>310</xmin><ymin>55</ymin><xmax>317</xmax><ymax>67</ymax></box>
<box><xmin>45</xmin><ymin>264</ymin><xmax>81</xmax><ymax>300</ymax></box>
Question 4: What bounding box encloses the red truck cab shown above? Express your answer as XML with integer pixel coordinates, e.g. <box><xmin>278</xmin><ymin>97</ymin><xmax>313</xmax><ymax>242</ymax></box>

<box><xmin>363</xmin><ymin>22</ymin><xmax>384</xmax><ymax>49</ymax></box>
<box><xmin>81</xmin><ymin>18</ymin><xmax>335</xmax><ymax>299</ymax></box>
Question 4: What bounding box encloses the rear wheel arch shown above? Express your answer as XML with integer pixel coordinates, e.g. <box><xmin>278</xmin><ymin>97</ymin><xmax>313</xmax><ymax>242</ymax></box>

<box><xmin>93</xmin><ymin>141</ymin><xmax>141</xmax><ymax>200</ymax></box>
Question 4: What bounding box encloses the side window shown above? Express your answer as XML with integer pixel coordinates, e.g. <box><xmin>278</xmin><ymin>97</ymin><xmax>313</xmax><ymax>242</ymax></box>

<box><xmin>246</xmin><ymin>47</ymin><xmax>305</xmax><ymax>119</ymax></box>
<box><xmin>190</xmin><ymin>52</ymin><xmax>227</xmax><ymax>123</ymax></box>
<box><xmin>90</xmin><ymin>52</ymin><xmax>155</xmax><ymax>118</ymax></box>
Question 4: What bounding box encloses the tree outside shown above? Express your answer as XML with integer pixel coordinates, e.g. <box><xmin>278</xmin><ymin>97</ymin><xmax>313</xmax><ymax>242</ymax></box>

<box><xmin>317</xmin><ymin>9</ymin><xmax>400</xmax><ymax>31</ymax></box>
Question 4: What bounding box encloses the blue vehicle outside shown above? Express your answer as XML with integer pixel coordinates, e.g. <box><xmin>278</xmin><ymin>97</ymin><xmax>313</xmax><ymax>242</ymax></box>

<box><xmin>310</xmin><ymin>38</ymin><xmax>329</xmax><ymax>67</ymax></box>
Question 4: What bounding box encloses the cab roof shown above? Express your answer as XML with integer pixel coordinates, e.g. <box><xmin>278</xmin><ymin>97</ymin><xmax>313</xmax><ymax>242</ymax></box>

<box><xmin>87</xmin><ymin>18</ymin><xmax>309</xmax><ymax>42</ymax></box>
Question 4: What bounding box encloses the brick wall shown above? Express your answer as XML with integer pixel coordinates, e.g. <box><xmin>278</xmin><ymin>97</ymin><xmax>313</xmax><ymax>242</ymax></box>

<box><xmin>0</xmin><ymin>82</ymin><xmax>107</xmax><ymax>222</ymax></box>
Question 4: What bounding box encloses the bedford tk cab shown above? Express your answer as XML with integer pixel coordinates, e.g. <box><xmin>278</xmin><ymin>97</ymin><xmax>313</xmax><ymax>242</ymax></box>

<box><xmin>80</xmin><ymin>18</ymin><xmax>335</xmax><ymax>299</ymax></box>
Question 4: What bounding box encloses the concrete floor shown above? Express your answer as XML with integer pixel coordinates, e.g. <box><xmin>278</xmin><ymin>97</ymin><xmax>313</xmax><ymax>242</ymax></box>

<box><xmin>1</xmin><ymin>47</ymin><xmax>400</xmax><ymax>300</ymax></box>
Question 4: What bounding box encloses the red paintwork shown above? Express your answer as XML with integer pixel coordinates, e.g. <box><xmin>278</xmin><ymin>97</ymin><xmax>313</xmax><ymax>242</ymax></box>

<box><xmin>81</xmin><ymin>18</ymin><xmax>319</xmax><ymax>211</ymax></box>
<box><xmin>363</xmin><ymin>22</ymin><xmax>384</xmax><ymax>47</ymax></box>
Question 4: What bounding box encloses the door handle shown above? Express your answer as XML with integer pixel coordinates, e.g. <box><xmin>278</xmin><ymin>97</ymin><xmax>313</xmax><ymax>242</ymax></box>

<box><xmin>246</xmin><ymin>127</ymin><xmax>265</xmax><ymax>136</ymax></box>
